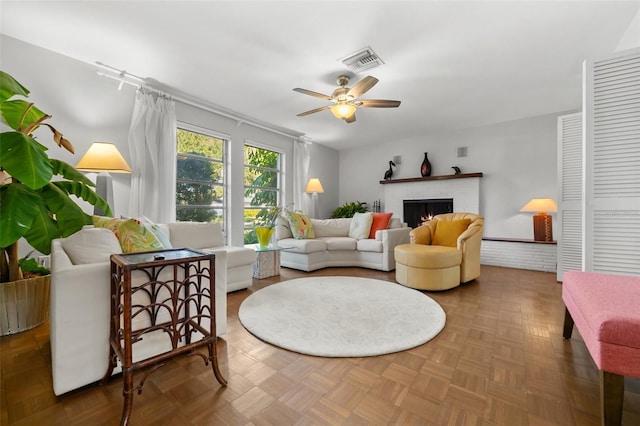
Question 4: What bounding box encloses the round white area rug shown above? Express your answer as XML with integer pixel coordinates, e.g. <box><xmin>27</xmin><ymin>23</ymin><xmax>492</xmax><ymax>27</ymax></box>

<box><xmin>238</xmin><ymin>276</ymin><xmax>446</xmax><ymax>357</ymax></box>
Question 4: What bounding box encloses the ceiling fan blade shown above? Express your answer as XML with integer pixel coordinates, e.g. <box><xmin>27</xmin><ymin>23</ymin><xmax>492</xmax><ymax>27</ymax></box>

<box><xmin>293</xmin><ymin>88</ymin><xmax>333</xmax><ymax>100</ymax></box>
<box><xmin>296</xmin><ymin>105</ymin><xmax>330</xmax><ymax>117</ymax></box>
<box><xmin>345</xmin><ymin>113</ymin><xmax>356</xmax><ymax>123</ymax></box>
<box><xmin>347</xmin><ymin>76</ymin><xmax>378</xmax><ymax>99</ymax></box>
<box><xmin>356</xmin><ymin>99</ymin><xmax>401</xmax><ymax>108</ymax></box>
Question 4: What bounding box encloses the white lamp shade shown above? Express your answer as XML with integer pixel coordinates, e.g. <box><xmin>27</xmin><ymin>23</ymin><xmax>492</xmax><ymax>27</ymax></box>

<box><xmin>305</xmin><ymin>178</ymin><xmax>324</xmax><ymax>193</ymax></box>
<box><xmin>520</xmin><ymin>198</ymin><xmax>557</xmax><ymax>214</ymax></box>
<box><xmin>330</xmin><ymin>103</ymin><xmax>357</xmax><ymax>119</ymax></box>
<box><xmin>75</xmin><ymin>142</ymin><xmax>132</xmax><ymax>173</ymax></box>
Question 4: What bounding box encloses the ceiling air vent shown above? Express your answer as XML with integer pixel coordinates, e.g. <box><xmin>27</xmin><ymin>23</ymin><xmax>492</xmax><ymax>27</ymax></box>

<box><xmin>339</xmin><ymin>46</ymin><xmax>384</xmax><ymax>73</ymax></box>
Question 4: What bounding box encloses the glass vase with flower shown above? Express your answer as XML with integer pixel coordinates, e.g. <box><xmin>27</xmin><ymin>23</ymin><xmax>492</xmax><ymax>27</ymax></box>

<box><xmin>254</xmin><ymin>206</ymin><xmax>281</xmax><ymax>249</ymax></box>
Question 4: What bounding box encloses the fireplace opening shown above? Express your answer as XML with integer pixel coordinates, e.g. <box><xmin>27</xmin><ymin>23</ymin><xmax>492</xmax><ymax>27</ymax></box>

<box><xmin>403</xmin><ymin>198</ymin><xmax>453</xmax><ymax>228</ymax></box>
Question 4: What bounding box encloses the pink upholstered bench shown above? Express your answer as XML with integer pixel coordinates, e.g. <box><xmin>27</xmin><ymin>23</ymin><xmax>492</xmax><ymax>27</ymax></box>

<box><xmin>562</xmin><ymin>270</ymin><xmax>640</xmax><ymax>425</ymax></box>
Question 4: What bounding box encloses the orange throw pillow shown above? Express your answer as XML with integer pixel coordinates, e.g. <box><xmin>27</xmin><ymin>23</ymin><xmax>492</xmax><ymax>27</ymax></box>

<box><xmin>368</xmin><ymin>212</ymin><xmax>393</xmax><ymax>239</ymax></box>
<box><xmin>431</xmin><ymin>219</ymin><xmax>471</xmax><ymax>247</ymax></box>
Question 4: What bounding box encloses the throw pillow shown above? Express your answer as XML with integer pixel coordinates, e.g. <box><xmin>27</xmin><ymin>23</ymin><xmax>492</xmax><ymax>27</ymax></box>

<box><xmin>285</xmin><ymin>211</ymin><xmax>315</xmax><ymax>239</ymax></box>
<box><xmin>61</xmin><ymin>227</ymin><xmax>122</xmax><ymax>264</ymax></box>
<box><xmin>139</xmin><ymin>215</ymin><xmax>172</xmax><ymax>249</ymax></box>
<box><xmin>348</xmin><ymin>212</ymin><xmax>374</xmax><ymax>240</ymax></box>
<box><xmin>92</xmin><ymin>216</ymin><xmax>166</xmax><ymax>253</ymax></box>
<box><xmin>431</xmin><ymin>219</ymin><xmax>471</xmax><ymax>247</ymax></box>
<box><xmin>368</xmin><ymin>212</ymin><xmax>393</xmax><ymax>239</ymax></box>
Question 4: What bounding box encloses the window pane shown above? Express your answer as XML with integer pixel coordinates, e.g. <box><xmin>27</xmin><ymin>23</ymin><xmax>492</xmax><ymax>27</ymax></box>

<box><xmin>243</xmin><ymin>144</ymin><xmax>281</xmax><ymax>244</ymax></box>
<box><xmin>176</xmin><ymin>128</ymin><xmax>225</xmax><ymax>229</ymax></box>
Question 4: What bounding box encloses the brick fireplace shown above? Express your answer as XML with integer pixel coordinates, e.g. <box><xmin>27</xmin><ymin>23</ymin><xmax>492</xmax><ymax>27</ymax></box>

<box><xmin>380</xmin><ymin>173</ymin><xmax>482</xmax><ymax>226</ymax></box>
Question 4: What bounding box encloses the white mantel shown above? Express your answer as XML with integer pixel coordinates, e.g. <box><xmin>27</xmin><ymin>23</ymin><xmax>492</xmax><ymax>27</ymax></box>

<box><xmin>381</xmin><ymin>173</ymin><xmax>482</xmax><ymax>220</ymax></box>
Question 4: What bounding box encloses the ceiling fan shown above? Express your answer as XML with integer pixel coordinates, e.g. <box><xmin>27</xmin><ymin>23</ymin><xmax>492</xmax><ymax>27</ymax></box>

<box><xmin>293</xmin><ymin>75</ymin><xmax>401</xmax><ymax>123</ymax></box>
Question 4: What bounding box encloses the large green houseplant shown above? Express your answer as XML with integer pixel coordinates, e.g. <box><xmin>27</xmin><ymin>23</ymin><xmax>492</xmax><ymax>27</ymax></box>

<box><xmin>0</xmin><ymin>70</ymin><xmax>112</xmax><ymax>284</ymax></box>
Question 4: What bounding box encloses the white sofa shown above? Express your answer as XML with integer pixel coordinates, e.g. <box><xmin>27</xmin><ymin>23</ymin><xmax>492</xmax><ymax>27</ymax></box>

<box><xmin>276</xmin><ymin>216</ymin><xmax>410</xmax><ymax>272</ymax></box>
<box><xmin>49</xmin><ymin>221</ymin><xmax>254</xmax><ymax>396</ymax></box>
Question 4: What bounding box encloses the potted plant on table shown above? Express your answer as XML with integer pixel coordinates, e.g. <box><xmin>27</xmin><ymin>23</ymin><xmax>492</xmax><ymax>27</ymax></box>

<box><xmin>0</xmin><ymin>70</ymin><xmax>112</xmax><ymax>335</ymax></box>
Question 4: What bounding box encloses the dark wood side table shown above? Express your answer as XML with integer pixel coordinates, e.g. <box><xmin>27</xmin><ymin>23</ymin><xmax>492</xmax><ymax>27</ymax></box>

<box><xmin>102</xmin><ymin>248</ymin><xmax>227</xmax><ymax>426</ymax></box>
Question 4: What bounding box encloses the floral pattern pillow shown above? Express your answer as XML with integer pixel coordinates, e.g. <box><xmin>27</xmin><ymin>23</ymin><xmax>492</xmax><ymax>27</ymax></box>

<box><xmin>285</xmin><ymin>211</ymin><xmax>315</xmax><ymax>239</ymax></box>
<box><xmin>92</xmin><ymin>216</ymin><xmax>166</xmax><ymax>253</ymax></box>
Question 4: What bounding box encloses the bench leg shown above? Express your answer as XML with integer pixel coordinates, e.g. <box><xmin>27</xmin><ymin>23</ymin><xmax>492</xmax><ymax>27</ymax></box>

<box><xmin>600</xmin><ymin>370</ymin><xmax>624</xmax><ymax>426</ymax></box>
<box><xmin>563</xmin><ymin>307</ymin><xmax>574</xmax><ymax>339</ymax></box>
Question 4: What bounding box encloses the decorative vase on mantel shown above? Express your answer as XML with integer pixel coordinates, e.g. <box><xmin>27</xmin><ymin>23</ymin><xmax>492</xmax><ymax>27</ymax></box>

<box><xmin>420</xmin><ymin>152</ymin><xmax>432</xmax><ymax>177</ymax></box>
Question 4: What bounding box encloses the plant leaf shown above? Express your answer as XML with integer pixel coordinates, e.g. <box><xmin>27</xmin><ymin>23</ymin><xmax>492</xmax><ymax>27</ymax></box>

<box><xmin>0</xmin><ymin>100</ymin><xmax>48</xmax><ymax>133</ymax></box>
<box><xmin>0</xmin><ymin>132</ymin><xmax>53</xmax><ymax>189</ymax></box>
<box><xmin>52</xmin><ymin>180</ymin><xmax>113</xmax><ymax>217</ymax></box>
<box><xmin>0</xmin><ymin>184</ymin><xmax>39</xmax><ymax>248</ymax></box>
<box><xmin>51</xmin><ymin>159</ymin><xmax>95</xmax><ymax>187</ymax></box>
<box><xmin>39</xmin><ymin>183</ymin><xmax>90</xmax><ymax>238</ymax></box>
<box><xmin>22</xmin><ymin>194</ymin><xmax>60</xmax><ymax>254</ymax></box>
<box><xmin>0</xmin><ymin>71</ymin><xmax>29</xmax><ymax>103</ymax></box>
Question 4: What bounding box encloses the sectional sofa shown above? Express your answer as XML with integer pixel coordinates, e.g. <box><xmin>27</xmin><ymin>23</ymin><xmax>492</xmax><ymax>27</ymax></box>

<box><xmin>275</xmin><ymin>215</ymin><xmax>410</xmax><ymax>272</ymax></box>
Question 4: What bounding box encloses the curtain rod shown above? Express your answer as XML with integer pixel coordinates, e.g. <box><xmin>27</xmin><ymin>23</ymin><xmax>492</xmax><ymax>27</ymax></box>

<box><xmin>95</xmin><ymin>62</ymin><xmax>305</xmax><ymax>140</ymax></box>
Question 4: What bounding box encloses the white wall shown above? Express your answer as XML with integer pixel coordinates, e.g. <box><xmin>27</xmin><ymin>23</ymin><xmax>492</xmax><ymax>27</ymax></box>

<box><xmin>1</xmin><ymin>35</ymin><xmax>339</xmax><ymax>247</ymax></box>
<box><xmin>306</xmin><ymin>143</ymin><xmax>339</xmax><ymax>219</ymax></box>
<box><xmin>339</xmin><ymin>112</ymin><xmax>573</xmax><ymax>239</ymax></box>
<box><xmin>1</xmin><ymin>35</ymin><xmax>135</xmax><ymax>217</ymax></box>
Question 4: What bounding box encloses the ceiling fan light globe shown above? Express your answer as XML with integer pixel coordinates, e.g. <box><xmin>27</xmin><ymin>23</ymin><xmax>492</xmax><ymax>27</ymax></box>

<box><xmin>330</xmin><ymin>103</ymin><xmax>357</xmax><ymax>119</ymax></box>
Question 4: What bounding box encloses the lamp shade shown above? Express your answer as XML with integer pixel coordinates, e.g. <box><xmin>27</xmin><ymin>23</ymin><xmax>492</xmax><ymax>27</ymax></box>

<box><xmin>305</xmin><ymin>178</ymin><xmax>324</xmax><ymax>193</ymax></box>
<box><xmin>75</xmin><ymin>142</ymin><xmax>132</xmax><ymax>173</ymax></box>
<box><xmin>330</xmin><ymin>103</ymin><xmax>357</xmax><ymax>120</ymax></box>
<box><xmin>520</xmin><ymin>198</ymin><xmax>557</xmax><ymax>214</ymax></box>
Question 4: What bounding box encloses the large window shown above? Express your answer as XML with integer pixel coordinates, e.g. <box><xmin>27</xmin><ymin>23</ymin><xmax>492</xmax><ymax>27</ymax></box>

<box><xmin>176</xmin><ymin>127</ymin><xmax>225</xmax><ymax>229</ymax></box>
<box><xmin>244</xmin><ymin>144</ymin><xmax>282</xmax><ymax>244</ymax></box>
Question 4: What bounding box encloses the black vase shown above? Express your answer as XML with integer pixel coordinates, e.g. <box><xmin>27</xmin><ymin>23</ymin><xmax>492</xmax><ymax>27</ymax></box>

<box><xmin>420</xmin><ymin>152</ymin><xmax>432</xmax><ymax>177</ymax></box>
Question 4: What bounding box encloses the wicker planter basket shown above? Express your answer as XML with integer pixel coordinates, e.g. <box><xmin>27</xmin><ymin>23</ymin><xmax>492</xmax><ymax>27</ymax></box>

<box><xmin>0</xmin><ymin>275</ymin><xmax>51</xmax><ymax>336</ymax></box>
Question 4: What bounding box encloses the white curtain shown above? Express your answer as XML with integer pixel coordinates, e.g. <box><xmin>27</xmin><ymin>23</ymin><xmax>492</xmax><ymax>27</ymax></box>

<box><xmin>293</xmin><ymin>139</ymin><xmax>311</xmax><ymax>212</ymax></box>
<box><xmin>127</xmin><ymin>88</ymin><xmax>177</xmax><ymax>223</ymax></box>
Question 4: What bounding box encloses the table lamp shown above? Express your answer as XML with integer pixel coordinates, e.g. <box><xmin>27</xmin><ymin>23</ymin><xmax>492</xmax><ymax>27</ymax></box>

<box><xmin>76</xmin><ymin>142</ymin><xmax>132</xmax><ymax>215</ymax></box>
<box><xmin>520</xmin><ymin>198</ymin><xmax>557</xmax><ymax>242</ymax></box>
<box><xmin>305</xmin><ymin>178</ymin><xmax>324</xmax><ymax>218</ymax></box>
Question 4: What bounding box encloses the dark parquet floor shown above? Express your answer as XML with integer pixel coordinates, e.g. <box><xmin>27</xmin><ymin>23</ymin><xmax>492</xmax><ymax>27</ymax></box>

<box><xmin>1</xmin><ymin>265</ymin><xmax>639</xmax><ymax>425</ymax></box>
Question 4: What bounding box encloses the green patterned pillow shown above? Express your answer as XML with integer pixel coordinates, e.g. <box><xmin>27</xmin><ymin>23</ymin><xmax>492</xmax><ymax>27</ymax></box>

<box><xmin>285</xmin><ymin>211</ymin><xmax>315</xmax><ymax>239</ymax></box>
<box><xmin>92</xmin><ymin>216</ymin><xmax>165</xmax><ymax>253</ymax></box>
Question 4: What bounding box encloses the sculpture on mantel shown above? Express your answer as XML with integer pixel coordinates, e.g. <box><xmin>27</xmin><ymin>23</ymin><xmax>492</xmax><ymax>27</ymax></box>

<box><xmin>452</xmin><ymin>166</ymin><xmax>461</xmax><ymax>175</ymax></box>
<box><xmin>383</xmin><ymin>160</ymin><xmax>396</xmax><ymax>180</ymax></box>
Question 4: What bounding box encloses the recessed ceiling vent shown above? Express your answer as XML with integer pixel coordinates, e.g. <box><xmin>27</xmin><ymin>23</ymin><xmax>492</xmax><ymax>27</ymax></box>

<box><xmin>339</xmin><ymin>46</ymin><xmax>384</xmax><ymax>73</ymax></box>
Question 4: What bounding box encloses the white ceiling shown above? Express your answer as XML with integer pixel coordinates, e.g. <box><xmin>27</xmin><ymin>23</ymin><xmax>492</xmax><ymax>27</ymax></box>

<box><xmin>1</xmin><ymin>1</ymin><xmax>638</xmax><ymax>151</ymax></box>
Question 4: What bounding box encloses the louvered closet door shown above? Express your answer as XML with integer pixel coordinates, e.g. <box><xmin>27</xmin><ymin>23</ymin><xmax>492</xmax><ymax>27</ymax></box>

<box><xmin>557</xmin><ymin>113</ymin><xmax>583</xmax><ymax>281</ymax></box>
<box><xmin>584</xmin><ymin>48</ymin><xmax>640</xmax><ymax>276</ymax></box>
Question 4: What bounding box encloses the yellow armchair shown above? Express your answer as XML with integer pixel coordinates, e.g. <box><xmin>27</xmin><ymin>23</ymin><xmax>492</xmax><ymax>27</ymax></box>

<box><xmin>395</xmin><ymin>213</ymin><xmax>484</xmax><ymax>290</ymax></box>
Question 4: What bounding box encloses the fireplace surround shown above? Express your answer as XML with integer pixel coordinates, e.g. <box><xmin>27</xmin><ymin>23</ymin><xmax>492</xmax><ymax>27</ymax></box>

<box><xmin>403</xmin><ymin>198</ymin><xmax>453</xmax><ymax>228</ymax></box>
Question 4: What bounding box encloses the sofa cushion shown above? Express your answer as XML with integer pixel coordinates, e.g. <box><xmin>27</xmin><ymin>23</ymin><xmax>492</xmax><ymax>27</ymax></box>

<box><xmin>167</xmin><ymin>222</ymin><xmax>224</xmax><ymax>249</ymax></box>
<box><xmin>61</xmin><ymin>227</ymin><xmax>122</xmax><ymax>264</ymax></box>
<box><xmin>388</xmin><ymin>218</ymin><xmax>403</xmax><ymax>229</ymax></box>
<box><xmin>216</xmin><ymin>246</ymin><xmax>256</xmax><ymax>269</ymax></box>
<box><xmin>348</xmin><ymin>212</ymin><xmax>373</xmax><ymax>240</ymax></box>
<box><xmin>92</xmin><ymin>216</ymin><xmax>166</xmax><ymax>253</ymax></box>
<box><xmin>278</xmin><ymin>238</ymin><xmax>326</xmax><ymax>254</ymax></box>
<box><xmin>369</xmin><ymin>212</ymin><xmax>393</xmax><ymax>239</ymax></box>
<box><xmin>357</xmin><ymin>238</ymin><xmax>383</xmax><ymax>253</ymax></box>
<box><xmin>310</xmin><ymin>218</ymin><xmax>351</xmax><ymax>237</ymax></box>
<box><xmin>285</xmin><ymin>211</ymin><xmax>315</xmax><ymax>239</ymax></box>
<box><xmin>432</xmin><ymin>219</ymin><xmax>471</xmax><ymax>247</ymax></box>
<box><xmin>322</xmin><ymin>237</ymin><xmax>357</xmax><ymax>251</ymax></box>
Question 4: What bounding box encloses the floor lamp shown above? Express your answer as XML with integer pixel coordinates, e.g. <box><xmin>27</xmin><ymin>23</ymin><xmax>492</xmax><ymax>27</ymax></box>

<box><xmin>520</xmin><ymin>198</ymin><xmax>557</xmax><ymax>242</ymax></box>
<box><xmin>75</xmin><ymin>142</ymin><xmax>132</xmax><ymax>216</ymax></box>
<box><xmin>305</xmin><ymin>178</ymin><xmax>324</xmax><ymax>219</ymax></box>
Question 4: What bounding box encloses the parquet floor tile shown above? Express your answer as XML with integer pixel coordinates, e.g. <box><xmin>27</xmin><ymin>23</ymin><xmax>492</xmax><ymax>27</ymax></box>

<box><xmin>2</xmin><ymin>265</ymin><xmax>639</xmax><ymax>424</ymax></box>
